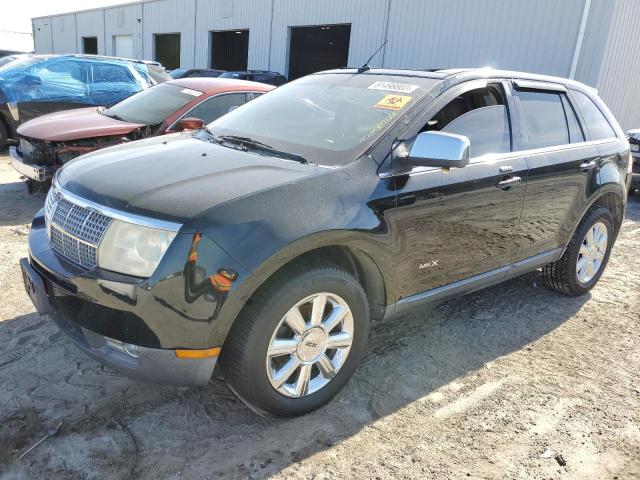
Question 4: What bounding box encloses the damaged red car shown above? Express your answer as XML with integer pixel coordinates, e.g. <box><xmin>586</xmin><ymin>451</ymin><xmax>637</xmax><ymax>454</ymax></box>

<box><xmin>10</xmin><ymin>77</ymin><xmax>274</xmax><ymax>191</ymax></box>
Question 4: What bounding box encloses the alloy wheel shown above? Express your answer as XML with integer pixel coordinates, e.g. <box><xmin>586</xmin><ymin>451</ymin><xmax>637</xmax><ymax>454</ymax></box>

<box><xmin>576</xmin><ymin>221</ymin><xmax>608</xmax><ymax>284</ymax></box>
<box><xmin>266</xmin><ymin>292</ymin><xmax>354</xmax><ymax>398</ymax></box>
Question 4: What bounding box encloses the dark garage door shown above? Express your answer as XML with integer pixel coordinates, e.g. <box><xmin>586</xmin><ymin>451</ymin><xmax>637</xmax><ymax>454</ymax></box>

<box><xmin>288</xmin><ymin>24</ymin><xmax>351</xmax><ymax>80</ymax></box>
<box><xmin>155</xmin><ymin>33</ymin><xmax>181</xmax><ymax>70</ymax></box>
<box><xmin>211</xmin><ymin>30</ymin><xmax>249</xmax><ymax>71</ymax></box>
<box><xmin>82</xmin><ymin>37</ymin><xmax>98</xmax><ymax>55</ymax></box>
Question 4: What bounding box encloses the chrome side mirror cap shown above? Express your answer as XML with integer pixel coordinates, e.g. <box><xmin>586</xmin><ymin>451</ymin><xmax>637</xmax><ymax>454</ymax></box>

<box><xmin>405</xmin><ymin>131</ymin><xmax>470</xmax><ymax>169</ymax></box>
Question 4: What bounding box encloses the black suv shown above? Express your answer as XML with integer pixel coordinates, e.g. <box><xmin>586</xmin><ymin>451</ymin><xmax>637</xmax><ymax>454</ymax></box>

<box><xmin>21</xmin><ymin>68</ymin><xmax>632</xmax><ymax>417</ymax></box>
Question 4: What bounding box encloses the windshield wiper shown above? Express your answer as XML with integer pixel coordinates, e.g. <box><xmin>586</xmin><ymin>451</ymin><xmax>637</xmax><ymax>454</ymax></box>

<box><xmin>218</xmin><ymin>135</ymin><xmax>308</xmax><ymax>164</ymax></box>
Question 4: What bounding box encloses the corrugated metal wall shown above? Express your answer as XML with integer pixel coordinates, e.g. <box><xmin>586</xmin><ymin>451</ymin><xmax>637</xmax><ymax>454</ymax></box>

<box><xmin>104</xmin><ymin>4</ymin><xmax>143</xmax><ymax>58</ymax></box>
<box><xmin>32</xmin><ymin>18</ymin><xmax>53</xmax><ymax>53</ymax></box>
<box><xmin>270</xmin><ymin>0</ymin><xmax>389</xmax><ymax>76</ymax></box>
<box><xmin>591</xmin><ymin>0</ymin><xmax>640</xmax><ymax>130</ymax></box>
<box><xmin>76</xmin><ymin>10</ymin><xmax>107</xmax><ymax>55</ymax></box>
<box><xmin>384</xmin><ymin>0</ymin><xmax>584</xmax><ymax>76</ymax></box>
<box><xmin>50</xmin><ymin>14</ymin><xmax>77</xmax><ymax>54</ymax></box>
<box><xmin>142</xmin><ymin>0</ymin><xmax>197</xmax><ymax>68</ymax></box>
<box><xmin>32</xmin><ymin>0</ymin><xmax>640</xmax><ymax>129</ymax></box>
<box><xmin>194</xmin><ymin>0</ymin><xmax>273</xmax><ymax>71</ymax></box>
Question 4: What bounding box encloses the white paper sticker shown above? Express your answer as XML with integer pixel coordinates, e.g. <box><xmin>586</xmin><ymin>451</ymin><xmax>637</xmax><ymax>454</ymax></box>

<box><xmin>181</xmin><ymin>88</ymin><xmax>203</xmax><ymax>97</ymax></box>
<box><xmin>368</xmin><ymin>81</ymin><xmax>419</xmax><ymax>94</ymax></box>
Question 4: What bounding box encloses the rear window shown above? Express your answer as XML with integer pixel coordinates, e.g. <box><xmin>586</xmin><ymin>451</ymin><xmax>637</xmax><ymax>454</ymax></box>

<box><xmin>571</xmin><ymin>90</ymin><xmax>616</xmax><ymax>141</ymax></box>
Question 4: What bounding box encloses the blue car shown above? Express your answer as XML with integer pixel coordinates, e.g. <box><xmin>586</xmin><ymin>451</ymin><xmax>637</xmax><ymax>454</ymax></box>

<box><xmin>0</xmin><ymin>54</ymin><xmax>170</xmax><ymax>149</ymax></box>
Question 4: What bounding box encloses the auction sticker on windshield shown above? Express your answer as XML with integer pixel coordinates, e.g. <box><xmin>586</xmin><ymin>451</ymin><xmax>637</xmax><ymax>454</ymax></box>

<box><xmin>374</xmin><ymin>94</ymin><xmax>412</xmax><ymax>110</ymax></box>
<box><xmin>368</xmin><ymin>81</ymin><xmax>419</xmax><ymax>93</ymax></box>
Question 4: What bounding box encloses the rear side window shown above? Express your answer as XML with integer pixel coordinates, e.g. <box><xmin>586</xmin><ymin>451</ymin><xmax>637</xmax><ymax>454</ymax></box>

<box><xmin>514</xmin><ymin>90</ymin><xmax>569</xmax><ymax>150</ymax></box>
<box><xmin>570</xmin><ymin>90</ymin><xmax>616</xmax><ymax>141</ymax></box>
<box><xmin>560</xmin><ymin>95</ymin><xmax>585</xmax><ymax>143</ymax></box>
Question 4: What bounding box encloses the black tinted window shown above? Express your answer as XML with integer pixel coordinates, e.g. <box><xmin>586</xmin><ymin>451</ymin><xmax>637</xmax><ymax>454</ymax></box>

<box><xmin>561</xmin><ymin>95</ymin><xmax>585</xmax><ymax>143</ymax></box>
<box><xmin>515</xmin><ymin>91</ymin><xmax>569</xmax><ymax>150</ymax></box>
<box><xmin>425</xmin><ymin>85</ymin><xmax>511</xmax><ymax>158</ymax></box>
<box><xmin>186</xmin><ymin>93</ymin><xmax>246</xmax><ymax>123</ymax></box>
<box><xmin>571</xmin><ymin>90</ymin><xmax>616</xmax><ymax>140</ymax></box>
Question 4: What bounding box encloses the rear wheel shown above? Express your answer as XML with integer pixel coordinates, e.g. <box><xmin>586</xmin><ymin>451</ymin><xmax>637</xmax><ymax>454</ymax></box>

<box><xmin>542</xmin><ymin>207</ymin><xmax>615</xmax><ymax>295</ymax></box>
<box><xmin>220</xmin><ymin>264</ymin><xmax>369</xmax><ymax>417</ymax></box>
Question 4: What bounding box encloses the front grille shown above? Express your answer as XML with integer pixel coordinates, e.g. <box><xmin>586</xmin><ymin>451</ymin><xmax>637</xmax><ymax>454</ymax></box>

<box><xmin>45</xmin><ymin>186</ymin><xmax>112</xmax><ymax>270</ymax></box>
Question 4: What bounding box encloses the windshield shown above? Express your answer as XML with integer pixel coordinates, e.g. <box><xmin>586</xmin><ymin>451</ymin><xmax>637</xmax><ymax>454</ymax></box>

<box><xmin>207</xmin><ymin>73</ymin><xmax>439</xmax><ymax>165</ymax></box>
<box><xmin>104</xmin><ymin>82</ymin><xmax>202</xmax><ymax>124</ymax></box>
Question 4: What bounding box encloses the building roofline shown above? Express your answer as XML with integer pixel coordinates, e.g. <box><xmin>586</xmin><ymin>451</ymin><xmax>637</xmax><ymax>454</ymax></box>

<box><xmin>31</xmin><ymin>0</ymin><xmax>145</xmax><ymax>21</ymax></box>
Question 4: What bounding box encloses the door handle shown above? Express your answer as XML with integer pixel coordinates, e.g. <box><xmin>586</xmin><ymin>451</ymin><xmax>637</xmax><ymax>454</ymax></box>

<box><xmin>580</xmin><ymin>160</ymin><xmax>597</xmax><ymax>172</ymax></box>
<box><xmin>496</xmin><ymin>176</ymin><xmax>522</xmax><ymax>189</ymax></box>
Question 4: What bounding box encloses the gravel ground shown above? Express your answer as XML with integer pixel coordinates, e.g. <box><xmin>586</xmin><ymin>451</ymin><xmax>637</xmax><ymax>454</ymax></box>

<box><xmin>0</xmin><ymin>152</ymin><xmax>638</xmax><ymax>479</ymax></box>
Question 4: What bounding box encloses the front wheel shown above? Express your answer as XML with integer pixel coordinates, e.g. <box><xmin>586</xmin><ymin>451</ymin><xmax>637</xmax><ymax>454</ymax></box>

<box><xmin>542</xmin><ymin>207</ymin><xmax>615</xmax><ymax>295</ymax></box>
<box><xmin>220</xmin><ymin>264</ymin><xmax>370</xmax><ymax>417</ymax></box>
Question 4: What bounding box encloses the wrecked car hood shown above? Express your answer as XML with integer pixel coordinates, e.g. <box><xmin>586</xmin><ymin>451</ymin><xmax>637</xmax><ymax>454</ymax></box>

<box><xmin>57</xmin><ymin>133</ymin><xmax>327</xmax><ymax>223</ymax></box>
<box><xmin>17</xmin><ymin>106</ymin><xmax>145</xmax><ymax>142</ymax></box>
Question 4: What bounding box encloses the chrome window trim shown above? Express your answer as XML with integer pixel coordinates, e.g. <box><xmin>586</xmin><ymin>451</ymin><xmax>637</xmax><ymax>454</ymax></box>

<box><xmin>53</xmin><ymin>177</ymin><xmax>183</xmax><ymax>232</ymax></box>
<box><xmin>380</xmin><ymin>138</ymin><xmax>620</xmax><ymax>178</ymax></box>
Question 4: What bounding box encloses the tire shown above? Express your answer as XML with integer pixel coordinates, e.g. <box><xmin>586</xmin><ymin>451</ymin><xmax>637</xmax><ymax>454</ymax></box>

<box><xmin>0</xmin><ymin>119</ymin><xmax>7</xmax><ymax>151</ymax></box>
<box><xmin>542</xmin><ymin>207</ymin><xmax>615</xmax><ymax>296</ymax></box>
<box><xmin>220</xmin><ymin>264</ymin><xmax>370</xmax><ymax>417</ymax></box>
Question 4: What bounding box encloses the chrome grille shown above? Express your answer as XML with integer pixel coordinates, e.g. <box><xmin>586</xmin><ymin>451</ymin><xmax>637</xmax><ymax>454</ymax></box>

<box><xmin>45</xmin><ymin>186</ymin><xmax>111</xmax><ymax>270</ymax></box>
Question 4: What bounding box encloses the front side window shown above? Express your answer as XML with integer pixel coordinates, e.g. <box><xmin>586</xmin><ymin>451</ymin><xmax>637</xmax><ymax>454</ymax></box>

<box><xmin>423</xmin><ymin>85</ymin><xmax>511</xmax><ymax>158</ymax></box>
<box><xmin>104</xmin><ymin>83</ymin><xmax>203</xmax><ymax>124</ymax></box>
<box><xmin>207</xmin><ymin>73</ymin><xmax>439</xmax><ymax>165</ymax></box>
<box><xmin>514</xmin><ymin>90</ymin><xmax>569</xmax><ymax>150</ymax></box>
<box><xmin>186</xmin><ymin>93</ymin><xmax>247</xmax><ymax>123</ymax></box>
<box><xmin>570</xmin><ymin>90</ymin><xmax>616</xmax><ymax>141</ymax></box>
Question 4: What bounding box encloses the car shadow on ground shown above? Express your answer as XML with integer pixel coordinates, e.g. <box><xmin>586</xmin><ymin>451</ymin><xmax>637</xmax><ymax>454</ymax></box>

<box><xmin>1</xmin><ymin>196</ymin><xmax>637</xmax><ymax>478</ymax></box>
<box><xmin>0</xmin><ymin>272</ymin><xmax>592</xmax><ymax>477</ymax></box>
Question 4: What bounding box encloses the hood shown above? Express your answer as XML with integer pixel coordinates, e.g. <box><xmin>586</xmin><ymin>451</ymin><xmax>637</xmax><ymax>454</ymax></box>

<box><xmin>57</xmin><ymin>133</ymin><xmax>327</xmax><ymax>223</ymax></box>
<box><xmin>17</xmin><ymin>106</ymin><xmax>145</xmax><ymax>141</ymax></box>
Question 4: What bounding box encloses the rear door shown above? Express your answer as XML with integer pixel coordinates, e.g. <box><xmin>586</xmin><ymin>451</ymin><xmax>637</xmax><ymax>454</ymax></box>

<box><xmin>388</xmin><ymin>80</ymin><xmax>528</xmax><ymax>297</ymax></box>
<box><xmin>510</xmin><ymin>81</ymin><xmax>600</xmax><ymax>261</ymax></box>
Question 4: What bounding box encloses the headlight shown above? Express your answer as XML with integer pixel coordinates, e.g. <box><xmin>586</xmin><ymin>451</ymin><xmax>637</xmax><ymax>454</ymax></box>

<box><xmin>98</xmin><ymin>220</ymin><xmax>177</xmax><ymax>277</ymax></box>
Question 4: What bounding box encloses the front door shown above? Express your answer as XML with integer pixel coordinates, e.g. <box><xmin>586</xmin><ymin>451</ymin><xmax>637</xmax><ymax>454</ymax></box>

<box><xmin>387</xmin><ymin>80</ymin><xmax>527</xmax><ymax>299</ymax></box>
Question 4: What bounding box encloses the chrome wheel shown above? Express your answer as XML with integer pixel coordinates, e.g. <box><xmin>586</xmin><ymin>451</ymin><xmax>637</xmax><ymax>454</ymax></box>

<box><xmin>266</xmin><ymin>292</ymin><xmax>354</xmax><ymax>398</ymax></box>
<box><xmin>576</xmin><ymin>221</ymin><xmax>608</xmax><ymax>284</ymax></box>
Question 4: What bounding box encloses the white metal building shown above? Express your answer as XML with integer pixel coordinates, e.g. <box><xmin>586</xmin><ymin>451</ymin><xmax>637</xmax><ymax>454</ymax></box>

<box><xmin>33</xmin><ymin>0</ymin><xmax>640</xmax><ymax>128</ymax></box>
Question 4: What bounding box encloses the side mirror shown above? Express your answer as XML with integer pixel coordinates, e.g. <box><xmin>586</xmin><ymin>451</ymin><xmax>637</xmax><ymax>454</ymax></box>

<box><xmin>398</xmin><ymin>131</ymin><xmax>470</xmax><ymax>170</ymax></box>
<box><xmin>176</xmin><ymin>117</ymin><xmax>204</xmax><ymax>132</ymax></box>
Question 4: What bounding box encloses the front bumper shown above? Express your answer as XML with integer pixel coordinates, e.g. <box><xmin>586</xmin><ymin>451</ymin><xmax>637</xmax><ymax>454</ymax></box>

<box><xmin>20</xmin><ymin>256</ymin><xmax>217</xmax><ymax>386</ymax></box>
<box><xmin>51</xmin><ymin>307</ymin><xmax>217</xmax><ymax>386</ymax></box>
<box><xmin>9</xmin><ymin>146</ymin><xmax>52</xmax><ymax>182</ymax></box>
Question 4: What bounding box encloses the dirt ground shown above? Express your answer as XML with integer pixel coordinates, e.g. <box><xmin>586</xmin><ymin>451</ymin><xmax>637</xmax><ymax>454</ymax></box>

<box><xmin>0</xmin><ymin>151</ymin><xmax>638</xmax><ymax>480</ymax></box>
